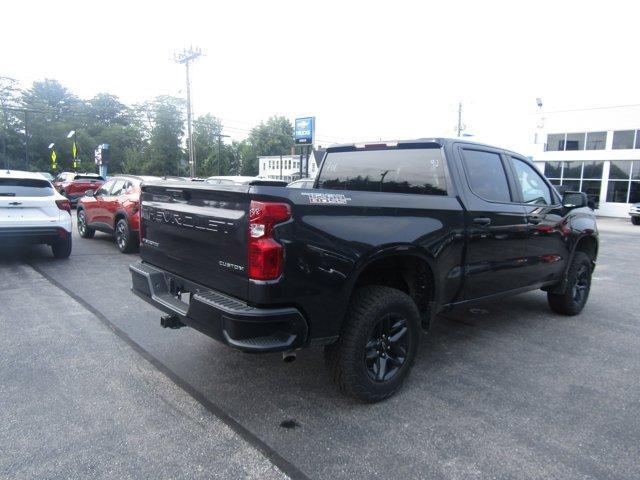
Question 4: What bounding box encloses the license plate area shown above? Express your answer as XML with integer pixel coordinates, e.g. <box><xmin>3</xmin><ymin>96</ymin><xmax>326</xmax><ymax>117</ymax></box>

<box><xmin>177</xmin><ymin>291</ymin><xmax>191</xmax><ymax>304</ymax></box>
<box><xmin>168</xmin><ymin>277</ymin><xmax>191</xmax><ymax>305</ymax></box>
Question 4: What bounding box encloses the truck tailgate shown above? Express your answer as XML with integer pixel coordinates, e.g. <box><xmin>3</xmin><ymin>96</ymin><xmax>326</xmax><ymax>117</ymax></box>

<box><xmin>139</xmin><ymin>182</ymin><xmax>250</xmax><ymax>299</ymax></box>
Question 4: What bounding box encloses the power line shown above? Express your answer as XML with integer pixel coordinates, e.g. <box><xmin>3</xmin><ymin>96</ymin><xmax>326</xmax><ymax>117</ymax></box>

<box><xmin>531</xmin><ymin>103</ymin><xmax>640</xmax><ymax>115</ymax></box>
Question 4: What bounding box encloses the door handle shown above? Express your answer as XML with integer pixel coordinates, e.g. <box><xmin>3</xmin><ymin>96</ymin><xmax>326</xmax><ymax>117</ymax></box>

<box><xmin>528</xmin><ymin>216</ymin><xmax>542</xmax><ymax>225</ymax></box>
<box><xmin>473</xmin><ymin>217</ymin><xmax>491</xmax><ymax>226</ymax></box>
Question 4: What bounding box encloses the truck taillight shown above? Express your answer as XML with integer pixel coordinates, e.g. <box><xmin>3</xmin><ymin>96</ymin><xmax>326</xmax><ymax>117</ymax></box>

<box><xmin>248</xmin><ymin>201</ymin><xmax>291</xmax><ymax>281</ymax></box>
<box><xmin>56</xmin><ymin>199</ymin><xmax>71</xmax><ymax>213</ymax></box>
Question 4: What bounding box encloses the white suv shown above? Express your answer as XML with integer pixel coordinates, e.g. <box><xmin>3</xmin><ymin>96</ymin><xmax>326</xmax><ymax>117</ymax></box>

<box><xmin>0</xmin><ymin>170</ymin><xmax>73</xmax><ymax>258</ymax></box>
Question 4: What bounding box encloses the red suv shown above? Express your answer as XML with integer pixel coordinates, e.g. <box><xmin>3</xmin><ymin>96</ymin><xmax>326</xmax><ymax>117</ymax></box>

<box><xmin>53</xmin><ymin>172</ymin><xmax>105</xmax><ymax>205</ymax></box>
<box><xmin>76</xmin><ymin>175</ymin><xmax>151</xmax><ymax>253</ymax></box>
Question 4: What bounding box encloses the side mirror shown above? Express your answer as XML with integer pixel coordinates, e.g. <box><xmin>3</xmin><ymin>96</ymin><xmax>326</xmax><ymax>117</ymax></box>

<box><xmin>85</xmin><ymin>189</ymin><xmax>95</xmax><ymax>197</ymax></box>
<box><xmin>562</xmin><ymin>191</ymin><xmax>588</xmax><ymax>209</ymax></box>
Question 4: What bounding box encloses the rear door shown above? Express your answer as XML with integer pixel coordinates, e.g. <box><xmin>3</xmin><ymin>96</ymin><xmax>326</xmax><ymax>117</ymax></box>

<box><xmin>455</xmin><ymin>145</ymin><xmax>529</xmax><ymax>300</ymax></box>
<box><xmin>0</xmin><ymin>178</ymin><xmax>60</xmax><ymax>226</ymax></box>
<box><xmin>140</xmin><ymin>182</ymin><xmax>251</xmax><ymax>299</ymax></box>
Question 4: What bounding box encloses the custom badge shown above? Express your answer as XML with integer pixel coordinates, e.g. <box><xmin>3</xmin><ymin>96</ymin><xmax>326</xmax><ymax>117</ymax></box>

<box><xmin>301</xmin><ymin>193</ymin><xmax>352</xmax><ymax>205</ymax></box>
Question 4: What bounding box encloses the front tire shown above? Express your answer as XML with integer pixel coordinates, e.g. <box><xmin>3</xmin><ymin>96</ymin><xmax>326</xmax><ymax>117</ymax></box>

<box><xmin>77</xmin><ymin>209</ymin><xmax>95</xmax><ymax>239</ymax></box>
<box><xmin>51</xmin><ymin>235</ymin><xmax>72</xmax><ymax>259</ymax></box>
<box><xmin>326</xmin><ymin>286</ymin><xmax>420</xmax><ymax>402</ymax></box>
<box><xmin>115</xmin><ymin>218</ymin><xmax>138</xmax><ymax>253</ymax></box>
<box><xmin>547</xmin><ymin>251</ymin><xmax>592</xmax><ymax>315</ymax></box>
<box><xmin>631</xmin><ymin>216</ymin><xmax>640</xmax><ymax>225</ymax></box>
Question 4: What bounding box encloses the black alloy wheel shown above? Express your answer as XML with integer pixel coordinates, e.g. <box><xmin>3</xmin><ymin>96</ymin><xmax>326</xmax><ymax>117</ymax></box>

<box><xmin>571</xmin><ymin>263</ymin><xmax>590</xmax><ymax>306</ymax></box>
<box><xmin>325</xmin><ymin>285</ymin><xmax>420</xmax><ymax>402</ymax></box>
<box><xmin>365</xmin><ymin>314</ymin><xmax>409</xmax><ymax>382</ymax></box>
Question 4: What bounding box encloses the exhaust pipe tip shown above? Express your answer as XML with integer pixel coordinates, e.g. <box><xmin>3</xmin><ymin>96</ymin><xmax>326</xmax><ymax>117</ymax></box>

<box><xmin>282</xmin><ymin>351</ymin><xmax>297</xmax><ymax>363</ymax></box>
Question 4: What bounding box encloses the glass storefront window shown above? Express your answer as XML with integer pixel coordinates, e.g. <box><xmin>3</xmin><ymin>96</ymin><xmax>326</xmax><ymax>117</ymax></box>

<box><xmin>612</xmin><ymin>130</ymin><xmax>635</xmax><ymax>149</ymax></box>
<box><xmin>630</xmin><ymin>182</ymin><xmax>640</xmax><ymax>203</ymax></box>
<box><xmin>544</xmin><ymin>161</ymin><xmax>562</xmax><ymax>178</ymax></box>
<box><xmin>546</xmin><ymin>134</ymin><xmax>565</xmax><ymax>151</ymax></box>
<box><xmin>581</xmin><ymin>180</ymin><xmax>602</xmax><ymax>205</ymax></box>
<box><xmin>609</xmin><ymin>161</ymin><xmax>631</xmax><ymax>179</ymax></box>
<box><xmin>582</xmin><ymin>161</ymin><xmax>604</xmax><ymax>179</ymax></box>
<box><xmin>565</xmin><ymin>133</ymin><xmax>585</xmax><ymax>151</ymax></box>
<box><xmin>561</xmin><ymin>180</ymin><xmax>581</xmax><ymax>191</ymax></box>
<box><xmin>607</xmin><ymin>181</ymin><xmax>629</xmax><ymax>203</ymax></box>
<box><xmin>586</xmin><ymin>131</ymin><xmax>607</xmax><ymax>150</ymax></box>
<box><xmin>563</xmin><ymin>161</ymin><xmax>583</xmax><ymax>179</ymax></box>
<box><xmin>632</xmin><ymin>161</ymin><xmax>640</xmax><ymax>181</ymax></box>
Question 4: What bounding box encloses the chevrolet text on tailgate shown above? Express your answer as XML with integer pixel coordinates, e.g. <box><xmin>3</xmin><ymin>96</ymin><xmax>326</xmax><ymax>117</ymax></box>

<box><xmin>130</xmin><ymin>138</ymin><xmax>598</xmax><ymax>402</ymax></box>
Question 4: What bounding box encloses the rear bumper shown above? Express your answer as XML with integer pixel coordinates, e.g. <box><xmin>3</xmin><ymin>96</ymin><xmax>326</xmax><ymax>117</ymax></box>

<box><xmin>129</xmin><ymin>261</ymin><xmax>308</xmax><ymax>352</ymax></box>
<box><xmin>0</xmin><ymin>226</ymin><xmax>70</xmax><ymax>244</ymax></box>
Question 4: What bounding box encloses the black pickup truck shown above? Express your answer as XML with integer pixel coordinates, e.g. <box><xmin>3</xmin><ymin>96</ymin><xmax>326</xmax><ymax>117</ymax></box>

<box><xmin>130</xmin><ymin>138</ymin><xmax>598</xmax><ymax>402</ymax></box>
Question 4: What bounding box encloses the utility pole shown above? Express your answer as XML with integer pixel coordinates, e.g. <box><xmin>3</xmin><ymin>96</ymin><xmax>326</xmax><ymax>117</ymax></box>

<box><xmin>174</xmin><ymin>46</ymin><xmax>203</xmax><ymax>178</ymax></box>
<box><xmin>456</xmin><ymin>102</ymin><xmax>463</xmax><ymax>137</ymax></box>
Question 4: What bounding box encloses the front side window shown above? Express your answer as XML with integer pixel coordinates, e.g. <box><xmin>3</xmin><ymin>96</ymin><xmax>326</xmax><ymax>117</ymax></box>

<box><xmin>511</xmin><ymin>158</ymin><xmax>552</xmax><ymax>205</ymax></box>
<box><xmin>461</xmin><ymin>150</ymin><xmax>511</xmax><ymax>203</ymax></box>
<box><xmin>317</xmin><ymin>147</ymin><xmax>448</xmax><ymax>195</ymax></box>
<box><xmin>95</xmin><ymin>179</ymin><xmax>115</xmax><ymax>197</ymax></box>
<box><xmin>110</xmin><ymin>179</ymin><xmax>126</xmax><ymax>196</ymax></box>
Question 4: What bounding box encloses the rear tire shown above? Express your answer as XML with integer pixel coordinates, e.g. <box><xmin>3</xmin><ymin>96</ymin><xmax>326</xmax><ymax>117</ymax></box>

<box><xmin>325</xmin><ymin>285</ymin><xmax>420</xmax><ymax>402</ymax></box>
<box><xmin>77</xmin><ymin>209</ymin><xmax>95</xmax><ymax>239</ymax></box>
<box><xmin>115</xmin><ymin>218</ymin><xmax>138</xmax><ymax>253</ymax></box>
<box><xmin>632</xmin><ymin>216</ymin><xmax>640</xmax><ymax>225</ymax></box>
<box><xmin>547</xmin><ymin>251</ymin><xmax>592</xmax><ymax>316</ymax></box>
<box><xmin>51</xmin><ymin>235</ymin><xmax>72</xmax><ymax>259</ymax></box>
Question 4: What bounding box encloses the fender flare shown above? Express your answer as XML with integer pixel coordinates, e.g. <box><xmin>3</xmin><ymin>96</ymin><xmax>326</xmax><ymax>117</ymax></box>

<box><xmin>343</xmin><ymin>244</ymin><xmax>440</xmax><ymax>319</ymax></box>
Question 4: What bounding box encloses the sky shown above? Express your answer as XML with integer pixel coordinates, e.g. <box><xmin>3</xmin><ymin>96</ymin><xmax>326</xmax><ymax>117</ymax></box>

<box><xmin>1</xmin><ymin>0</ymin><xmax>638</xmax><ymax>154</ymax></box>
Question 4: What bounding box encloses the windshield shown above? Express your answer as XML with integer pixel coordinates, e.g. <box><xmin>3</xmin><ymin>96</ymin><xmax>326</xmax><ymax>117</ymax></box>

<box><xmin>0</xmin><ymin>178</ymin><xmax>54</xmax><ymax>197</ymax></box>
<box><xmin>317</xmin><ymin>147</ymin><xmax>448</xmax><ymax>195</ymax></box>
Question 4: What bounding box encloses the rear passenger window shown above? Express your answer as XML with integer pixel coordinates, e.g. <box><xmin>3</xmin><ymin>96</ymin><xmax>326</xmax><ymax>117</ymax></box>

<box><xmin>461</xmin><ymin>150</ymin><xmax>511</xmax><ymax>203</ymax></box>
<box><xmin>317</xmin><ymin>147</ymin><xmax>448</xmax><ymax>195</ymax></box>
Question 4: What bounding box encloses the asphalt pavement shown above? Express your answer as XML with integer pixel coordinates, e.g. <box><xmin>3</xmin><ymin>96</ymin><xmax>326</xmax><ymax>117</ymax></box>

<box><xmin>1</xmin><ymin>215</ymin><xmax>639</xmax><ymax>479</ymax></box>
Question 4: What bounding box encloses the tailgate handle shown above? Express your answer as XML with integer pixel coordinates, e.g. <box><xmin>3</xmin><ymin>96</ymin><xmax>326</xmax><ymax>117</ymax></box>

<box><xmin>9</xmin><ymin>202</ymin><xmax>21</xmax><ymax>206</ymax></box>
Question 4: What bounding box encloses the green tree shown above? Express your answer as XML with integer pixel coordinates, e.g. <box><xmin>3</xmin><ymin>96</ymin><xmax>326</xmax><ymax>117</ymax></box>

<box><xmin>248</xmin><ymin>116</ymin><xmax>294</xmax><ymax>156</ymax></box>
<box><xmin>239</xmin><ymin>116</ymin><xmax>294</xmax><ymax>176</ymax></box>
<box><xmin>143</xmin><ymin>96</ymin><xmax>185</xmax><ymax>176</ymax></box>
<box><xmin>193</xmin><ymin>113</ymin><xmax>223</xmax><ymax>177</ymax></box>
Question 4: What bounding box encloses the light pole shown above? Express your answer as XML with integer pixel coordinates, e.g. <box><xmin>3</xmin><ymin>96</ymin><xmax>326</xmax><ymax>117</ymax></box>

<box><xmin>174</xmin><ymin>46</ymin><xmax>203</xmax><ymax>178</ymax></box>
<box><xmin>535</xmin><ymin>97</ymin><xmax>545</xmax><ymax>150</ymax></box>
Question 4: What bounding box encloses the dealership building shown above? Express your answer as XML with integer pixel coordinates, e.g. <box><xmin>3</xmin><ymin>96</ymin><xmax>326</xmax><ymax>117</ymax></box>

<box><xmin>532</xmin><ymin>105</ymin><xmax>640</xmax><ymax>217</ymax></box>
<box><xmin>258</xmin><ymin>149</ymin><xmax>324</xmax><ymax>182</ymax></box>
